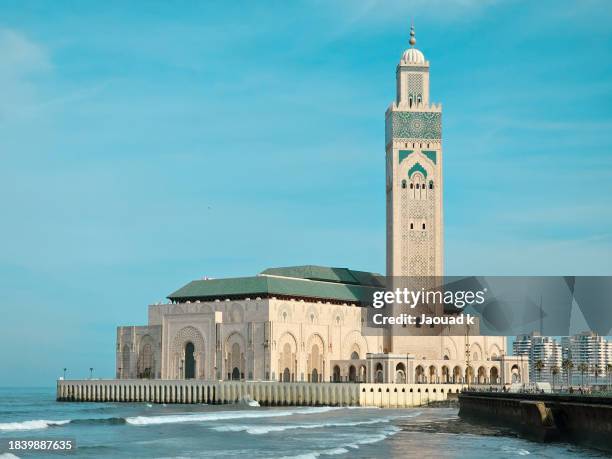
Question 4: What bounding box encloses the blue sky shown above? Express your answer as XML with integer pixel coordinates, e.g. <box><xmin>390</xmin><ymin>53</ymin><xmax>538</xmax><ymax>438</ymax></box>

<box><xmin>1</xmin><ymin>0</ymin><xmax>611</xmax><ymax>385</ymax></box>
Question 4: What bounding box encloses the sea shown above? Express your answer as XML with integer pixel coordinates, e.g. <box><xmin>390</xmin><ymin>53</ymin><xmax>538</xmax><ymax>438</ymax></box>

<box><xmin>0</xmin><ymin>387</ymin><xmax>607</xmax><ymax>458</ymax></box>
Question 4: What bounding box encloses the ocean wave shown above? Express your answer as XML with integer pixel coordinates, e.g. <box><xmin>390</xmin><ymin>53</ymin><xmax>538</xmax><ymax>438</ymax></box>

<box><xmin>69</xmin><ymin>417</ymin><xmax>127</xmax><ymax>426</ymax></box>
<box><xmin>276</xmin><ymin>425</ymin><xmax>400</xmax><ymax>459</ymax></box>
<box><xmin>212</xmin><ymin>417</ymin><xmax>392</xmax><ymax>435</ymax></box>
<box><xmin>345</xmin><ymin>425</ymin><xmax>400</xmax><ymax>448</ymax></box>
<box><xmin>0</xmin><ymin>454</ymin><xmax>21</xmax><ymax>459</ymax></box>
<box><xmin>0</xmin><ymin>419</ymin><xmax>70</xmax><ymax>432</ymax></box>
<box><xmin>126</xmin><ymin>406</ymin><xmax>338</xmax><ymax>426</ymax></box>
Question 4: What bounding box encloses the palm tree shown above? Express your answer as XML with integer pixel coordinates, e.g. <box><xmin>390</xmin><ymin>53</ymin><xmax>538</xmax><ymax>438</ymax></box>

<box><xmin>607</xmin><ymin>363</ymin><xmax>612</xmax><ymax>388</ymax></box>
<box><xmin>562</xmin><ymin>359</ymin><xmax>574</xmax><ymax>387</ymax></box>
<box><xmin>534</xmin><ymin>360</ymin><xmax>545</xmax><ymax>382</ymax></box>
<box><xmin>551</xmin><ymin>366</ymin><xmax>560</xmax><ymax>391</ymax></box>
<box><xmin>578</xmin><ymin>363</ymin><xmax>589</xmax><ymax>387</ymax></box>
<box><xmin>593</xmin><ymin>364</ymin><xmax>600</xmax><ymax>388</ymax></box>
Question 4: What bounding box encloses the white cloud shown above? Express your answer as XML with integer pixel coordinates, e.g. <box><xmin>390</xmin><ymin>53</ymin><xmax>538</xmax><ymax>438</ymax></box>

<box><xmin>0</xmin><ymin>29</ymin><xmax>51</xmax><ymax>121</ymax></box>
<box><xmin>0</xmin><ymin>28</ymin><xmax>50</xmax><ymax>76</ymax></box>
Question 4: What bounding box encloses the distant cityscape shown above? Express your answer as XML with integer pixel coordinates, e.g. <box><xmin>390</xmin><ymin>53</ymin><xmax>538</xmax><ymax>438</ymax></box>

<box><xmin>513</xmin><ymin>332</ymin><xmax>612</xmax><ymax>387</ymax></box>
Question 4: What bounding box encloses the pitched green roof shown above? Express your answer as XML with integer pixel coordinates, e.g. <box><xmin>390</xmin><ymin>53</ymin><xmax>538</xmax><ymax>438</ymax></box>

<box><xmin>260</xmin><ymin>265</ymin><xmax>383</xmax><ymax>287</ymax></box>
<box><xmin>167</xmin><ymin>265</ymin><xmax>384</xmax><ymax>304</ymax></box>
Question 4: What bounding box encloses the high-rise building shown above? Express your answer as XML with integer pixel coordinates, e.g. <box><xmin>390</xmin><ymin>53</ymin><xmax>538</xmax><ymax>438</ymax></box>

<box><xmin>562</xmin><ymin>332</ymin><xmax>612</xmax><ymax>385</ymax></box>
<box><xmin>513</xmin><ymin>332</ymin><xmax>561</xmax><ymax>384</ymax></box>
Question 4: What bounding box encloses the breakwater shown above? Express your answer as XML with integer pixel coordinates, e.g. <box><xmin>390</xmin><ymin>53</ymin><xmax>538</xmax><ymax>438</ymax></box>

<box><xmin>459</xmin><ymin>391</ymin><xmax>612</xmax><ymax>452</ymax></box>
<box><xmin>56</xmin><ymin>380</ymin><xmax>463</xmax><ymax>408</ymax></box>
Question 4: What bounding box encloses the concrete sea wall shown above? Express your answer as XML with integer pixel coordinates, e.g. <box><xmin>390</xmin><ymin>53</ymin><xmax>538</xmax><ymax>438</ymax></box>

<box><xmin>459</xmin><ymin>391</ymin><xmax>612</xmax><ymax>451</ymax></box>
<box><xmin>57</xmin><ymin>380</ymin><xmax>464</xmax><ymax>408</ymax></box>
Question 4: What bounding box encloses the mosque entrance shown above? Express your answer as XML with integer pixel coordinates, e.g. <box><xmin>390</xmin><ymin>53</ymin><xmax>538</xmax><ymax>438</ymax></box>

<box><xmin>184</xmin><ymin>342</ymin><xmax>195</xmax><ymax>379</ymax></box>
<box><xmin>283</xmin><ymin>368</ymin><xmax>291</xmax><ymax>382</ymax></box>
<box><xmin>232</xmin><ymin>367</ymin><xmax>241</xmax><ymax>380</ymax></box>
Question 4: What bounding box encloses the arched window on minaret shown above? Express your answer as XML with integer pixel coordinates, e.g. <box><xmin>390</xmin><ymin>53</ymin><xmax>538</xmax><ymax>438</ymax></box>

<box><xmin>402</xmin><ymin>180</ymin><xmax>407</xmax><ymax>189</ymax></box>
<box><xmin>408</xmin><ymin>170</ymin><xmax>426</xmax><ymax>200</ymax></box>
<box><xmin>429</xmin><ymin>180</ymin><xmax>434</xmax><ymax>190</ymax></box>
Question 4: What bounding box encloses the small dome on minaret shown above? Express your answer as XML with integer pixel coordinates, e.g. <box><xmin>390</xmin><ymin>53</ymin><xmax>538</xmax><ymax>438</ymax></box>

<box><xmin>401</xmin><ymin>25</ymin><xmax>425</xmax><ymax>64</ymax></box>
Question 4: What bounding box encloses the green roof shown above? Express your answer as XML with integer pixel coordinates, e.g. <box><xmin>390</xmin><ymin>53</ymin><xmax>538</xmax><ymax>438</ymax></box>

<box><xmin>260</xmin><ymin>265</ymin><xmax>383</xmax><ymax>287</ymax></box>
<box><xmin>167</xmin><ymin>265</ymin><xmax>384</xmax><ymax>305</ymax></box>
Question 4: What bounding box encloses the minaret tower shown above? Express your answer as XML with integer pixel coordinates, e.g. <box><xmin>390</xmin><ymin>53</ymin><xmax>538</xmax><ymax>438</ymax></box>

<box><xmin>385</xmin><ymin>26</ymin><xmax>443</xmax><ymax>278</ymax></box>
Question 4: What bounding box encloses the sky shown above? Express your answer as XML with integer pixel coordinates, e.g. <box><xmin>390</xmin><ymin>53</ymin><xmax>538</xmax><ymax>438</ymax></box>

<box><xmin>0</xmin><ymin>0</ymin><xmax>611</xmax><ymax>386</ymax></box>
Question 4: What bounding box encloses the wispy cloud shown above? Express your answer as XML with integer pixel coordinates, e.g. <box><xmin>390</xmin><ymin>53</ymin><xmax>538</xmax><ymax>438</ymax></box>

<box><xmin>0</xmin><ymin>28</ymin><xmax>51</xmax><ymax>120</ymax></box>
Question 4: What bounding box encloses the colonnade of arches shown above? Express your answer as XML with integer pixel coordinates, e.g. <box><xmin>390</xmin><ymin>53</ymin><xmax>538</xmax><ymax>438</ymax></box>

<box><xmin>413</xmin><ymin>364</ymin><xmax>501</xmax><ymax>384</ymax></box>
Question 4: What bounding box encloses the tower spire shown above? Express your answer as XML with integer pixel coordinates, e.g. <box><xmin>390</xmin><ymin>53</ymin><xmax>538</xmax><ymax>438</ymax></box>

<box><xmin>409</xmin><ymin>24</ymin><xmax>416</xmax><ymax>47</ymax></box>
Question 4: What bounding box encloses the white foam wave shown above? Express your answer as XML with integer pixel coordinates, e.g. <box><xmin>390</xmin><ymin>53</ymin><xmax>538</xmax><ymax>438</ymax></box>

<box><xmin>126</xmin><ymin>406</ymin><xmax>337</xmax><ymax>426</ymax></box>
<box><xmin>502</xmin><ymin>446</ymin><xmax>530</xmax><ymax>456</ymax></box>
<box><xmin>213</xmin><ymin>417</ymin><xmax>391</xmax><ymax>435</ymax></box>
<box><xmin>0</xmin><ymin>454</ymin><xmax>21</xmax><ymax>459</ymax></box>
<box><xmin>345</xmin><ymin>425</ymin><xmax>400</xmax><ymax>448</ymax></box>
<box><xmin>0</xmin><ymin>419</ymin><xmax>70</xmax><ymax>432</ymax></box>
<box><xmin>277</xmin><ymin>424</ymin><xmax>400</xmax><ymax>458</ymax></box>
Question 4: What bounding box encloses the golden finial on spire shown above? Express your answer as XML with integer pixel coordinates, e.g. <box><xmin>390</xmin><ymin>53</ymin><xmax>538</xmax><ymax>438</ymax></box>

<box><xmin>409</xmin><ymin>24</ymin><xmax>416</xmax><ymax>47</ymax></box>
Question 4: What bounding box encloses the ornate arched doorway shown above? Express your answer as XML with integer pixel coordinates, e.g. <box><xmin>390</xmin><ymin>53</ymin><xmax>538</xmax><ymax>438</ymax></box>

<box><xmin>311</xmin><ymin>368</ymin><xmax>319</xmax><ymax>383</ymax></box>
<box><xmin>184</xmin><ymin>342</ymin><xmax>195</xmax><ymax>379</ymax></box>
<box><xmin>283</xmin><ymin>367</ymin><xmax>291</xmax><ymax>382</ymax></box>
<box><xmin>232</xmin><ymin>367</ymin><xmax>240</xmax><ymax>380</ymax></box>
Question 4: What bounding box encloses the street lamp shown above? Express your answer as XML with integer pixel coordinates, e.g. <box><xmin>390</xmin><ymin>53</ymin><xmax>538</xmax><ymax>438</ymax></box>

<box><xmin>89</xmin><ymin>367</ymin><xmax>94</xmax><ymax>379</ymax></box>
<box><xmin>63</xmin><ymin>368</ymin><xmax>67</xmax><ymax>379</ymax></box>
<box><xmin>465</xmin><ymin>325</ymin><xmax>471</xmax><ymax>389</ymax></box>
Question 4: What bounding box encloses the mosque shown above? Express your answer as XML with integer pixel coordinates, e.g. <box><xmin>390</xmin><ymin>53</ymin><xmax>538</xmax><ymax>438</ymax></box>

<box><xmin>116</xmin><ymin>28</ymin><xmax>526</xmax><ymax>387</ymax></box>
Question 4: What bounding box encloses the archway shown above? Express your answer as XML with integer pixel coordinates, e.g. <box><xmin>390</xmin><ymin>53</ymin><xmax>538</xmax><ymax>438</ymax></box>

<box><xmin>415</xmin><ymin>365</ymin><xmax>425</xmax><ymax>383</ymax></box>
<box><xmin>350</xmin><ymin>351</ymin><xmax>359</xmax><ymax>360</ymax></box>
<box><xmin>278</xmin><ymin>336</ymin><xmax>296</xmax><ymax>383</ymax></box>
<box><xmin>184</xmin><ymin>342</ymin><xmax>195</xmax><ymax>379</ymax></box>
<box><xmin>477</xmin><ymin>366</ymin><xmax>486</xmax><ymax>384</ymax></box>
<box><xmin>441</xmin><ymin>366</ymin><xmax>449</xmax><ymax>383</ymax></box>
<box><xmin>359</xmin><ymin>365</ymin><xmax>367</xmax><ymax>383</ymax></box>
<box><xmin>490</xmin><ymin>366</ymin><xmax>499</xmax><ymax>384</ymax></box>
<box><xmin>396</xmin><ymin>363</ymin><xmax>406</xmax><ymax>384</ymax></box>
<box><xmin>429</xmin><ymin>365</ymin><xmax>438</xmax><ymax>384</ymax></box>
<box><xmin>511</xmin><ymin>364</ymin><xmax>521</xmax><ymax>383</ymax></box>
<box><xmin>137</xmin><ymin>335</ymin><xmax>155</xmax><ymax>379</ymax></box>
<box><xmin>307</xmin><ymin>336</ymin><xmax>324</xmax><ymax>382</ymax></box>
<box><xmin>349</xmin><ymin>365</ymin><xmax>357</xmax><ymax>382</ymax></box>
<box><xmin>333</xmin><ymin>365</ymin><xmax>341</xmax><ymax>382</ymax></box>
<box><xmin>453</xmin><ymin>366</ymin><xmax>462</xmax><ymax>383</ymax></box>
<box><xmin>172</xmin><ymin>326</ymin><xmax>206</xmax><ymax>380</ymax></box>
<box><xmin>227</xmin><ymin>341</ymin><xmax>243</xmax><ymax>381</ymax></box>
<box><xmin>375</xmin><ymin>363</ymin><xmax>384</xmax><ymax>383</ymax></box>
<box><xmin>465</xmin><ymin>366</ymin><xmax>474</xmax><ymax>384</ymax></box>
